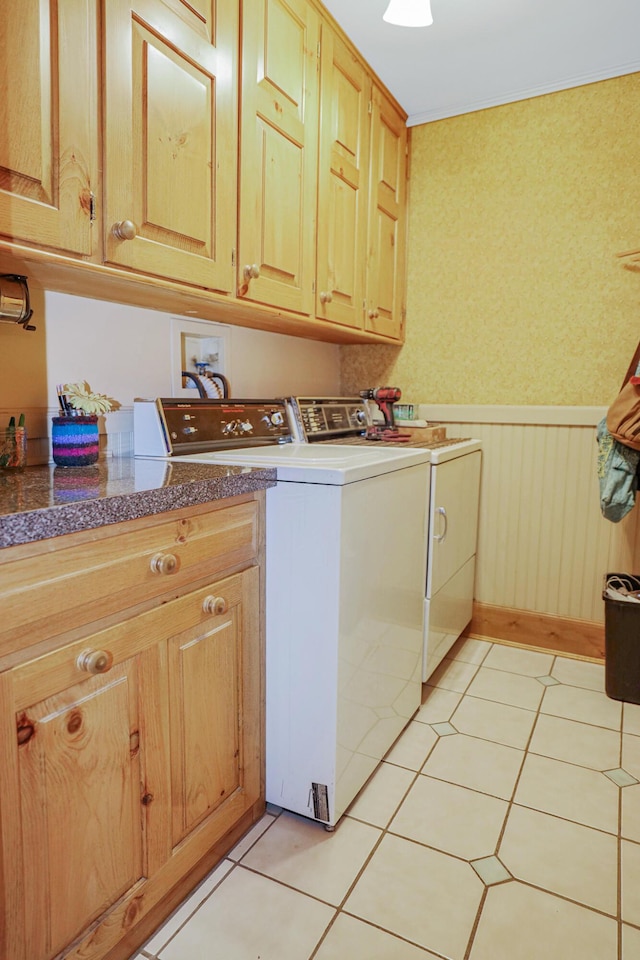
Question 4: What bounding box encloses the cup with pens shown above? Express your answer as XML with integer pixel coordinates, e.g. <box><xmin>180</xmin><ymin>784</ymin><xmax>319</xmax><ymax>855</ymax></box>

<box><xmin>0</xmin><ymin>414</ymin><xmax>27</xmax><ymax>470</ymax></box>
<box><xmin>52</xmin><ymin>382</ymin><xmax>115</xmax><ymax>467</ymax></box>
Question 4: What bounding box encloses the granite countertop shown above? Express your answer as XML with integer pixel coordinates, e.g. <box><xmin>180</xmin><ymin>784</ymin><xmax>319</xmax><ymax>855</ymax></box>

<box><xmin>0</xmin><ymin>457</ymin><xmax>276</xmax><ymax>549</ymax></box>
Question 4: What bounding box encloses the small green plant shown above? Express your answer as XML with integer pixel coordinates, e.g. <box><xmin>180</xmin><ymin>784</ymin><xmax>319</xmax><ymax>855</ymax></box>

<box><xmin>64</xmin><ymin>381</ymin><xmax>115</xmax><ymax>415</ymax></box>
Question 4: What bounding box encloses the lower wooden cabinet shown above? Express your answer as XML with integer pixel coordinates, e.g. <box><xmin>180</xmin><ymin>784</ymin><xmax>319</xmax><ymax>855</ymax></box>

<box><xmin>0</xmin><ymin>505</ymin><xmax>263</xmax><ymax>960</ymax></box>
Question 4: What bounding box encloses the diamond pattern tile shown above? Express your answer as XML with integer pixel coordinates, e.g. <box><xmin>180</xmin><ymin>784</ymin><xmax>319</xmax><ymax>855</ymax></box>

<box><xmin>431</xmin><ymin>721</ymin><xmax>458</xmax><ymax>736</ymax></box>
<box><xmin>470</xmin><ymin>856</ymin><xmax>512</xmax><ymax>885</ymax></box>
<box><xmin>537</xmin><ymin>675</ymin><xmax>561</xmax><ymax>687</ymax></box>
<box><xmin>604</xmin><ymin>767</ymin><xmax>639</xmax><ymax>787</ymax></box>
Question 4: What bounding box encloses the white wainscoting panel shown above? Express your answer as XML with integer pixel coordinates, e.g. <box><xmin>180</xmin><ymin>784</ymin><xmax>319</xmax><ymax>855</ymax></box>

<box><xmin>419</xmin><ymin>406</ymin><xmax>640</xmax><ymax>624</ymax></box>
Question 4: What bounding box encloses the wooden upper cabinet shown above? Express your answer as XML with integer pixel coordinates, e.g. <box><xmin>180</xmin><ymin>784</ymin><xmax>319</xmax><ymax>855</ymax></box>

<box><xmin>315</xmin><ymin>26</ymin><xmax>371</xmax><ymax>330</ymax></box>
<box><xmin>365</xmin><ymin>85</ymin><xmax>408</xmax><ymax>340</ymax></box>
<box><xmin>0</xmin><ymin>0</ymin><xmax>97</xmax><ymax>255</ymax></box>
<box><xmin>103</xmin><ymin>0</ymin><xmax>238</xmax><ymax>292</ymax></box>
<box><xmin>238</xmin><ymin>0</ymin><xmax>320</xmax><ymax>315</ymax></box>
<box><xmin>0</xmin><ymin>0</ymin><xmax>408</xmax><ymax>344</ymax></box>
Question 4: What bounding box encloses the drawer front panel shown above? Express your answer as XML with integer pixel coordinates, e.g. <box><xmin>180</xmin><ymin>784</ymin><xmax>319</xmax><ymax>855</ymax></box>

<box><xmin>0</xmin><ymin>501</ymin><xmax>257</xmax><ymax>659</ymax></box>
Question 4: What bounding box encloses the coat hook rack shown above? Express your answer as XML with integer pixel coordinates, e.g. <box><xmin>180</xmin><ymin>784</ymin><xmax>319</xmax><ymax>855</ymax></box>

<box><xmin>0</xmin><ymin>274</ymin><xmax>36</xmax><ymax>331</ymax></box>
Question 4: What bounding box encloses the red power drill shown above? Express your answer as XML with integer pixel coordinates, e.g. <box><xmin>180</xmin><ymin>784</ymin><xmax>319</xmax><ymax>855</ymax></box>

<box><xmin>359</xmin><ymin>386</ymin><xmax>411</xmax><ymax>441</ymax></box>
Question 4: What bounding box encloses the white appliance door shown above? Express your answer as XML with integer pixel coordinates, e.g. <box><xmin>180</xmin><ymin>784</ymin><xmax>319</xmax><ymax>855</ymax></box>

<box><xmin>427</xmin><ymin>450</ymin><xmax>481</xmax><ymax>598</ymax></box>
<box><xmin>423</xmin><ymin>555</ymin><xmax>476</xmax><ymax>681</ymax></box>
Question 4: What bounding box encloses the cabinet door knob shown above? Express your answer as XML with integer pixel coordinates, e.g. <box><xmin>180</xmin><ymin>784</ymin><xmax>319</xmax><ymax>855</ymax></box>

<box><xmin>243</xmin><ymin>264</ymin><xmax>260</xmax><ymax>281</ymax></box>
<box><xmin>77</xmin><ymin>649</ymin><xmax>114</xmax><ymax>675</ymax></box>
<box><xmin>202</xmin><ymin>595</ymin><xmax>228</xmax><ymax>616</ymax></box>
<box><xmin>320</xmin><ymin>291</ymin><xmax>333</xmax><ymax>304</ymax></box>
<box><xmin>112</xmin><ymin>219</ymin><xmax>137</xmax><ymax>241</ymax></box>
<box><xmin>368</xmin><ymin>308</ymin><xmax>379</xmax><ymax>320</ymax></box>
<box><xmin>150</xmin><ymin>552</ymin><xmax>178</xmax><ymax>575</ymax></box>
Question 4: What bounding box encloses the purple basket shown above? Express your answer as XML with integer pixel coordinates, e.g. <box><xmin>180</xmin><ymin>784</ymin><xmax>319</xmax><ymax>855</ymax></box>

<box><xmin>52</xmin><ymin>416</ymin><xmax>100</xmax><ymax>466</ymax></box>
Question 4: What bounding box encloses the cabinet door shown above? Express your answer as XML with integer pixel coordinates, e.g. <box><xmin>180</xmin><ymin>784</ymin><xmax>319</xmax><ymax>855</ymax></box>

<box><xmin>427</xmin><ymin>451</ymin><xmax>482</xmax><ymax>598</ymax></box>
<box><xmin>365</xmin><ymin>86</ymin><xmax>408</xmax><ymax>340</ymax></box>
<box><xmin>238</xmin><ymin>0</ymin><xmax>320</xmax><ymax>314</ymax></box>
<box><xmin>0</xmin><ymin>0</ymin><xmax>96</xmax><ymax>255</ymax></box>
<box><xmin>168</xmin><ymin>568</ymin><xmax>261</xmax><ymax>848</ymax></box>
<box><xmin>0</xmin><ymin>645</ymin><xmax>165</xmax><ymax>960</ymax></box>
<box><xmin>103</xmin><ymin>0</ymin><xmax>237</xmax><ymax>291</ymax></box>
<box><xmin>316</xmin><ymin>26</ymin><xmax>371</xmax><ymax>329</ymax></box>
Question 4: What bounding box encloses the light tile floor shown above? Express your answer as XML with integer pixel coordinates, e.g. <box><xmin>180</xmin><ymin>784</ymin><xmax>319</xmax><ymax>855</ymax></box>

<box><xmin>132</xmin><ymin>638</ymin><xmax>640</xmax><ymax>960</ymax></box>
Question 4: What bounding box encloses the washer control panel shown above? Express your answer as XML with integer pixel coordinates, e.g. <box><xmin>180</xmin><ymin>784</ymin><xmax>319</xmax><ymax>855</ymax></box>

<box><xmin>156</xmin><ymin>398</ymin><xmax>292</xmax><ymax>454</ymax></box>
<box><xmin>289</xmin><ymin>398</ymin><xmax>370</xmax><ymax>441</ymax></box>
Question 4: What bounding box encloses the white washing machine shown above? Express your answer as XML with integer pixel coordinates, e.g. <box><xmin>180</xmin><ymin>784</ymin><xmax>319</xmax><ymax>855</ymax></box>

<box><xmin>134</xmin><ymin>397</ymin><xmax>431</xmax><ymax>827</ymax></box>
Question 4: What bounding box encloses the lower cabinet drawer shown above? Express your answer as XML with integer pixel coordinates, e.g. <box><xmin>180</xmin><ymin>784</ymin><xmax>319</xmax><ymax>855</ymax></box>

<box><xmin>0</xmin><ymin>499</ymin><xmax>258</xmax><ymax>659</ymax></box>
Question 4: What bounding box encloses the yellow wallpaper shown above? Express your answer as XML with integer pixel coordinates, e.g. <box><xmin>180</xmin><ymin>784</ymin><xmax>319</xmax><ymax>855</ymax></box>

<box><xmin>341</xmin><ymin>73</ymin><xmax>640</xmax><ymax>406</ymax></box>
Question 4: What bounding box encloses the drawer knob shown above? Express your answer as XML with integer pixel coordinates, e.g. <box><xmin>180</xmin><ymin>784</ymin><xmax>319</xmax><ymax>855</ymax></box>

<box><xmin>150</xmin><ymin>552</ymin><xmax>178</xmax><ymax>575</ymax></box>
<box><xmin>368</xmin><ymin>308</ymin><xmax>379</xmax><ymax>320</ymax></box>
<box><xmin>111</xmin><ymin>219</ymin><xmax>137</xmax><ymax>241</ymax></box>
<box><xmin>77</xmin><ymin>649</ymin><xmax>114</xmax><ymax>675</ymax></box>
<box><xmin>202</xmin><ymin>595</ymin><xmax>228</xmax><ymax>616</ymax></box>
<box><xmin>320</xmin><ymin>291</ymin><xmax>333</xmax><ymax>305</ymax></box>
<box><xmin>243</xmin><ymin>263</ymin><xmax>260</xmax><ymax>281</ymax></box>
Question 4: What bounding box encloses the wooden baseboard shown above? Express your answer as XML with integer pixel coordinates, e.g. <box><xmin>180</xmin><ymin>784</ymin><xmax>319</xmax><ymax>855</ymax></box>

<box><xmin>465</xmin><ymin>602</ymin><xmax>605</xmax><ymax>662</ymax></box>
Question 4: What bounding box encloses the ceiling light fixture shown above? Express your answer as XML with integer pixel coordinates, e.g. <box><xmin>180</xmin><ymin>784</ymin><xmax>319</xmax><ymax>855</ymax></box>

<box><xmin>383</xmin><ymin>0</ymin><xmax>433</xmax><ymax>27</ymax></box>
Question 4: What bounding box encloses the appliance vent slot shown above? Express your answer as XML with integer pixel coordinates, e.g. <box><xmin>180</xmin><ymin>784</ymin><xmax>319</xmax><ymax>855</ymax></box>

<box><xmin>311</xmin><ymin>782</ymin><xmax>330</xmax><ymax>822</ymax></box>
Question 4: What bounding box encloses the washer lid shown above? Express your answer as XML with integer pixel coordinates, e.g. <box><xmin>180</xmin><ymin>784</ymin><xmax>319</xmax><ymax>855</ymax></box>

<box><xmin>173</xmin><ymin>442</ymin><xmax>431</xmax><ymax>484</ymax></box>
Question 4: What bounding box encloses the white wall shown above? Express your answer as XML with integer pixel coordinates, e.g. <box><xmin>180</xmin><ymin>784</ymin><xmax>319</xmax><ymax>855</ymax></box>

<box><xmin>0</xmin><ymin>292</ymin><xmax>341</xmax><ymax>462</ymax></box>
<box><xmin>43</xmin><ymin>292</ymin><xmax>341</xmax><ymax>407</ymax></box>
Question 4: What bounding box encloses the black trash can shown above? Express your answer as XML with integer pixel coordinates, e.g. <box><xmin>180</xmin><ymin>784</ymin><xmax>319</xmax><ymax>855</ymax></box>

<box><xmin>603</xmin><ymin>573</ymin><xmax>640</xmax><ymax>704</ymax></box>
